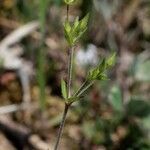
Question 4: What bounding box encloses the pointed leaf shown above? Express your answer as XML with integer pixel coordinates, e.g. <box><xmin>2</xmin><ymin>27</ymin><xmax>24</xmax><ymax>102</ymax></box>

<box><xmin>72</xmin><ymin>17</ymin><xmax>79</xmax><ymax>32</ymax></box>
<box><xmin>87</xmin><ymin>59</ymin><xmax>107</xmax><ymax>81</ymax></box>
<box><xmin>64</xmin><ymin>21</ymin><xmax>73</xmax><ymax>46</ymax></box>
<box><xmin>106</xmin><ymin>52</ymin><xmax>116</xmax><ymax>68</ymax></box>
<box><xmin>61</xmin><ymin>79</ymin><xmax>67</xmax><ymax>99</ymax></box>
<box><xmin>97</xmin><ymin>73</ymin><xmax>109</xmax><ymax>80</ymax></box>
<box><xmin>98</xmin><ymin>59</ymin><xmax>106</xmax><ymax>73</ymax></box>
<box><xmin>64</xmin><ymin>14</ymin><xmax>89</xmax><ymax>46</ymax></box>
<box><xmin>79</xmin><ymin>13</ymin><xmax>89</xmax><ymax>30</ymax></box>
<box><xmin>64</xmin><ymin>20</ymin><xmax>71</xmax><ymax>33</ymax></box>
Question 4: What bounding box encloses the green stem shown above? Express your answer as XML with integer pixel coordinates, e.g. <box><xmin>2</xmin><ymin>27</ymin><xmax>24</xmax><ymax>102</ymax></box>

<box><xmin>54</xmin><ymin>104</ymin><xmax>70</xmax><ymax>150</ymax></box>
<box><xmin>67</xmin><ymin>46</ymin><xmax>74</xmax><ymax>98</ymax></box>
<box><xmin>73</xmin><ymin>80</ymin><xmax>89</xmax><ymax>97</ymax></box>
<box><xmin>54</xmin><ymin>5</ymin><xmax>74</xmax><ymax>149</ymax></box>
<box><xmin>76</xmin><ymin>81</ymin><xmax>94</xmax><ymax>97</ymax></box>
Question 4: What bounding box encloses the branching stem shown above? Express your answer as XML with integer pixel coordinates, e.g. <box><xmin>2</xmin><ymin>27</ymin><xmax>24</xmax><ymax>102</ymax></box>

<box><xmin>54</xmin><ymin>5</ymin><xmax>74</xmax><ymax>150</ymax></box>
<box><xmin>77</xmin><ymin>81</ymin><xmax>94</xmax><ymax>97</ymax></box>
<box><xmin>73</xmin><ymin>80</ymin><xmax>89</xmax><ymax>97</ymax></box>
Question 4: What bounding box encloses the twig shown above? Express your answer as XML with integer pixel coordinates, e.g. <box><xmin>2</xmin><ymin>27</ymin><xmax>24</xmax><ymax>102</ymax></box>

<box><xmin>67</xmin><ymin>47</ymin><xmax>74</xmax><ymax>98</ymax></box>
<box><xmin>54</xmin><ymin>104</ymin><xmax>69</xmax><ymax>150</ymax></box>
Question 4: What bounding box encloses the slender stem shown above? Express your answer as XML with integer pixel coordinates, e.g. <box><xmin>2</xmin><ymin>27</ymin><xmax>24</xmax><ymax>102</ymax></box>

<box><xmin>54</xmin><ymin>104</ymin><xmax>70</xmax><ymax>150</ymax></box>
<box><xmin>54</xmin><ymin>4</ymin><xmax>74</xmax><ymax>150</ymax></box>
<box><xmin>77</xmin><ymin>81</ymin><xmax>94</xmax><ymax>97</ymax></box>
<box><xmin>67</xmin><ymin>5</ymin><xmax>69</xmax><ymax>21</ymax></box>
<box><xmin>67</xmin><ymin>47</ymin><xmax>74</xmax><ymax>98</ymax></box>
<box><xmin>74</xmin><ymin>80</ymin><xmax>89</xmax><ymax>97</ymax></box>
<box><xmin>66</xmin><ymin>5</ymin><xmax>74</xmax><ymax>98</ymax></box>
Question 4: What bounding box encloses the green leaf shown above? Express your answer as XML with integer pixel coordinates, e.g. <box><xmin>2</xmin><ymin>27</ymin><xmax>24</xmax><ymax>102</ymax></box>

<box><xmin>98</xmin><ymin>59</ymin><xmax>106</xmax><ymax>72</ymax></box>
<box><xmin>97</xmin><ymin>73</ymin><xmax>109</xmax><ymax>80</ymax></box>
<box><xmin>79</xmin><ymin>13</ymin><xmax>89</xmax><ymax>30</ymax></box>
<box><xmin>87</xmin><ymin>59</ymin><xmax>107</xmax><ymax>81</ymax></box>
<box><xmin>64</xmin><ymin>21</ymin><xmax>73</xmax><ymax>45</ymax></box>
<box><xmin>109</xmin><ymin>85</ymin><xmax>123</xmax><ymax>112</ymax></box>
<box><xmin>64</xmin><ymin>0</ymin><xmax>76</xmax><ymax>5</ymax></box>
<box><xmin>73</xmin><ymin>14</ymin><xmax>89</xmax><ymax>43</ymax></box>
<box><xmin>64</xmin><ymin>20</ymin><xmax>71</xmax><ymax>33</ymax></box>
<box><xmin>64</xmin><ymin>14</ymin><xmax>89</xmax><ymax>46</ymax></box>
<box><xmin>87</xmin><ymin>53</ymin><xmax>116</xmax><ymax>81</ymax></box>
<box><xmin>61</xmin><ymin>79</ymin><xmax>67</xmax><ymax>99</ymax></box>
<box><xmin>106</xmin><ymin>52</ymin><xmax>116</xmax><ymax>68</ymax></box>
<box><xmin>88</xmin><ymin>68</ymin><xmax>99</xmax><ymax>80</ymax></box>
<box><xmin>72</xmin><ymin>17</ymin><xmax>79</xmax><ymax>31</ymax></box>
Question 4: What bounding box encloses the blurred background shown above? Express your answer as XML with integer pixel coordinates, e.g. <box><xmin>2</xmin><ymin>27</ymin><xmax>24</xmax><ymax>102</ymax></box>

<box><xmin>0</xmin><ymin>0</ymin><xmax>150</xmax><ymax>149</ymax></box>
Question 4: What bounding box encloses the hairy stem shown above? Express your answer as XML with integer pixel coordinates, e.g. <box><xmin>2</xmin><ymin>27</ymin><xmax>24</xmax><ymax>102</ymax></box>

<box><xmin>54</xmin><ymin>104</ymin><xmax>70</xmax><ymax>150</ymax></box>
<box><xmin>54</xmin><ymin>4</ymin><xmax>74</xmax><ymax>150</ymax></box>
<box><xmin>74</xmin><ymin>80</ymin><xmax>89</xmax><ymax>97</ymax></box>
<box><xmin>77</xmin><ymin>81</ymin><xmax>94</xmax><ymax>97</ymax></box>
<box><xmin>67</xmin><ymin>47</ymin><xmax>74</xmax><ymax>98</ymax></box>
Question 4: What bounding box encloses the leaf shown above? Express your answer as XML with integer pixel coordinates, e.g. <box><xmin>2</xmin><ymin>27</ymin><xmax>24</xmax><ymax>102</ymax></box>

<box><xmin>72</xmin><ymin>17</ymin><xmax>79</xmax><ymax>32</ymax></box>
<box><xmin>87</xmin><ymin>52</ymin><xmax>116</xmax><ymax>81</ymax></box>
<box><xmin>98</xmin><ymin>59</ymin><xmax>106</xmax><ymax>72</ymax></box>
<box><xmin>73</xmin><ymin>14</ymin><xmax>89</xmax><ymax>43</ymax></box>
<box><xmin>64</xmin><ymin>21</ymin><xmax>73</xmax><ymax>45</ymax></box>
<box><xmin>64</xmin><ymin>28</ymin><xmax>72</xmax><ymax>46</ymax></box>
<box><xmin>64</xmin><ymin>14</ymin><xmax>89</xmax><ymax>46</ymax></box>
<box><xmin>126</xmin><ymin>100</ymin><xmax>150</xmax><ymax>118</ymax></box>
<box><xmin>87</xmin><ymin>59</ymin><xmax>106</xmax><ymax>81</ymax></box>
<box><xmin>61</xmin><ymin>79</ymin><xmax>67</xmax><ymax>99</ymax></box>
<box><xmin>97</xmin><ymin>73</ymin><xmax>109</xmax><ymax>80</ymax></box>
<box><xmin>109</xmin><ymin>85</ymin><xmax>123</xmax><ymax>112</ymax></box>
<box><xmin>106</xmin><ymin>52</ymin><xmax>116</xmax><ymax>69</ymax></box>
<box><xmin>79</xmin><ymin>13</ymin><xmax>89</xmax><ymax>30</ymax></box>
<box><xmin>64</xmin><ymin>20</ymin><xmax>71</xmax><ymax>33</ymax></box>
<box><xmin>88</xmin><ymin>68</ymin><xmax>99</xmax><ymax>80</ymax></box>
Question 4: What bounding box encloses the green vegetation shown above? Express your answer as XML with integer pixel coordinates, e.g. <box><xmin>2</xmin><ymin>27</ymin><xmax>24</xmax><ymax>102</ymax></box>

<box><xmin>0</xmin><ymin>0</ymin><xmax>149</xmax><ymax>149</ymax></box>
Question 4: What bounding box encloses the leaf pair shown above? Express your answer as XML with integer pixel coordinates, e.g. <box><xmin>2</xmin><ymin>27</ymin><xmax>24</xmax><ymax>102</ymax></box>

<box><xmin>64</xmin><ymin>14</ymin><xmax>89</xmax><ymax>46</ymax></box>
<box><xmin>87</xmin><ymin>53</ymin><xmax>116</xmax><ymax>81</ymax></box>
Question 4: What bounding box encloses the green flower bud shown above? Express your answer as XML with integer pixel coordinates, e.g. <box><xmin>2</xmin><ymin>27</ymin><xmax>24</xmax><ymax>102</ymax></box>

<box><xmin>64</xmin><ymin>0</ymin><xmax>76</xmax><ymax>5</ymax></box>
